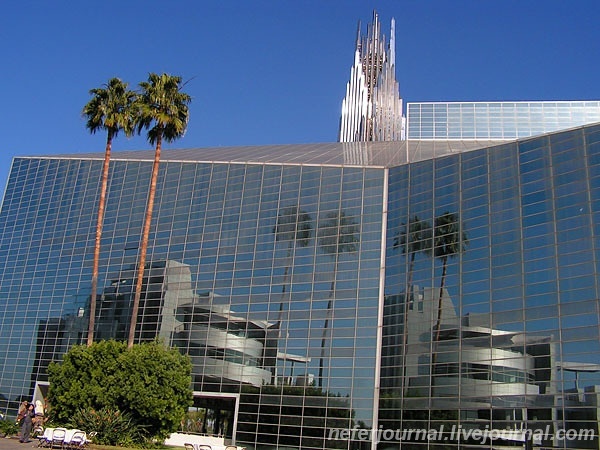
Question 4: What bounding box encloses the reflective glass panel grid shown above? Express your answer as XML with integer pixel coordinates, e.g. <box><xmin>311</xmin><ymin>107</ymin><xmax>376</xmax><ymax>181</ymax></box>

<box><xmin>407</xmin><ymin>101</ymin><xmax>600</xmax><ymax>140</ymax></box>
<box><xmin>382</xmin><ymin>123</ymin><xmax>600</xmax><ymax>449</ymax></box>
<box><xmin>0</xmin><ymin>156</ymin><xmax>384</xmax><ymax>450</ymax></box>
<box><xmin>5</xmin><ymin>123</ymin><xmax>600</xmax><ymax>449</ymax></box>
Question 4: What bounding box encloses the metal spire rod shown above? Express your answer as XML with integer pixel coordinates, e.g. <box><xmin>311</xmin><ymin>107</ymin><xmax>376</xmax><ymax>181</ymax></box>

<box><xmin>339</xmin><ymin>11</ymin><xmax>405</xmax><ymax>142</ymax></box>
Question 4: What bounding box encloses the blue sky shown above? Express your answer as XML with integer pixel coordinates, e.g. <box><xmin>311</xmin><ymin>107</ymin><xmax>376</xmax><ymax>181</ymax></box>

<box><xmin>1</xmin><ymin>0</ymin><xmax>600</xmax><ymax>193</ymax></box>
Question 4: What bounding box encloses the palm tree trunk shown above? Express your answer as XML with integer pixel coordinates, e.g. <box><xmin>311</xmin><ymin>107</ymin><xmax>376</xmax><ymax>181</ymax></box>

<box><xmin>128</xmin><ymin>133</ymin><xmax>162</xmax><ymax>348</ymax></box>
<box><xmin>430</xmin><ymin>255</ymin><xmax>448</xmax><ymax>389</ymax></box>
<box><xmin>406</xmin><ymin>251</ymin><xmax>416</xmax><ymax>302</ymax></box>
<box><xmin>276</xmin><ymin>245</ymin><xmax>292</xmax><ymax>331</ymax></box>
<box><xmin>428</xmin><ymin>256</ymin><xmax>447</xmax><ymax>404</ymax></box>
<box><xmin>318</xmin><ymin>283</ymin><xmax>335</xmax><ymax>388</ymax></box>
<box><xmin>271</xmin><ymin>248</ymin><xmax>291</xmax><ymax>382</ymax></box>
<box><xmin>401</xmin><ymin>251</ymin><xmax>416</xmax><ymax>390</ymax></box>
<box><xmin>434</xmin><ymin>257</ymin><xmax>448</xmax><ymax>345</ymax></box>
<box><xmin>318</xmin><ymin>271</ymin><xmax>336</xmax><ymax>388</ymax></box>
<box><xmin>87</xmin><ymin>132</ymin><xmax>113</xmax><ymax>346</ymax></box>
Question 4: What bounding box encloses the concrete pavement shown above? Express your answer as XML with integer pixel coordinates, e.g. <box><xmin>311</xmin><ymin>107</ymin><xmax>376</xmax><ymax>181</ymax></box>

<box><xmin>0</xmin><ymin>436</ymin><xmax>38</xmax><ymax>450</ymax></box>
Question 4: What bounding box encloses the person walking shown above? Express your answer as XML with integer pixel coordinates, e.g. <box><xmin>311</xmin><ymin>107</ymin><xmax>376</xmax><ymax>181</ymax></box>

<box><xmin>19</xmin><ymin>403</ymin><xmax>34</xmax><ymax>443</ymax></box>
<box><xmin>33</xmin><ymin>400</ymin><xmax>46</xmax><ymax>434</ymax></box>
<box><xmin>16</xmin><ymin>401</ymin><xmax>28</xmax><ymax>441</ymax></box>
<box><xmin>16</xmin><ymin>401</ymin><xmax>28</xmax><ymax>422</ymax></box>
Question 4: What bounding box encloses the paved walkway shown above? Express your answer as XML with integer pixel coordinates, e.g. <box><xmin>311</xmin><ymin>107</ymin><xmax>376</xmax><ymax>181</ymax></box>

<box><xmin>0</xmin><ymin>437</ymin><xmax>38</xmax><ymax>450</ymax></box>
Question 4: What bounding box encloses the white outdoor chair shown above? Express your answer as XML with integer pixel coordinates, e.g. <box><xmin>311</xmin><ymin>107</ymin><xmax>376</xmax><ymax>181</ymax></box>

<box><xmin>63</xmin><ymin>429</ymin><xmax>76</xmax><ymax>447</ymax></box>
<box><xmin>66</xmin><ymin>430</ymin><xmax>87</xmax><ymax>449</ymax></box>
<box><xmin>37</xmin><ymin>427</ymin><xmax>53</xmax><ymax>447</ymax></box>
<box><xmin>51</xmin><ymin>428</ymin><xmax>67</xmax><ymax>449</ymax></box>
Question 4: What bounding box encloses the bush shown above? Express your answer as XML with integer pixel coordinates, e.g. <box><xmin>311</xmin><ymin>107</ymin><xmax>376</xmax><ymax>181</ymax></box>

<box><xmin>68</xmin><ymin>407</ymin><xmax>146</xmax><ymax>446</ymax></box>
<box><xmin>0</xmin><ymin>419</ymin><xmax>19</xmax><ymax>437</ymax></box>
<box><xmin>48</xmin><ymin>340</ymin><xmax>192</xmax><ymax>444</ymax></box>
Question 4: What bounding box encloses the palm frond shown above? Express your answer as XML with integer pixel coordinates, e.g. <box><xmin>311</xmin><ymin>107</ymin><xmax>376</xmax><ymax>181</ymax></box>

<box><xmin>317</xmin><ymin>211</ymin><xmax>359</xmax><ymax>256</ymax></box>
<box><xmin>82</xmin><ymin>78</ymin><xmax>137</xmax><ymax>138</ymax></box>
<box><xmin>274</xmin><ymin>206</ymin><xmax>313</xmax><ymax>247</ymax></box>
<box><xmin>394</xmin><ymin>215</ymin><xmax>433</xmax><ymax>256</ymax></box>
<box><xmin>136</xmin><ymin>73</ymin><xmax>191</xmax><ymax>145</ymax></box>
<box><xmin>433</xmin><ymin>211</ymin><xmax>468</xmax><ymax>259</ymax></box>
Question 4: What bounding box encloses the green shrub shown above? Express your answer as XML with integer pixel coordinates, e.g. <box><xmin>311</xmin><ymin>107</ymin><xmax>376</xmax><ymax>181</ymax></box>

<box><xmin>68</xmin><ymin>407</ymin><xmax>146</xmax><ymax>446</ymax></box>
<box><xmin>48</xmin><ymin>340</ymin><xmax>193</xmax><ymax>444</ymax></box>
<box><xmin>0</xmin><ymin>419</ymin><xmax>19</xmax><ymax>437</ymax></box>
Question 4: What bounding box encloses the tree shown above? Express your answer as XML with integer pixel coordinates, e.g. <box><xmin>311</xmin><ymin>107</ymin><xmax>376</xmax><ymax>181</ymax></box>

<box><xmin>393</xmin><ymin>215</ymin><xmax>432</xmax><ymax>391</ymax></box>
<box><xmin>114</xmin><ymin>341</ymin><xmax>194</xmax><ymax>439</ymax></box>
<box><xmin>128</xmin><ymin>73</ymin><xmax>191</xmax><ymax>348</ymax></box>
<box><xmin>82</xmin><ymin>78</ymin><xmax>136</xmax><ymax>346</ymax></box>
<box><xmin>272</xmin><ymin>206</ymin><xmax>313</xmax><ymax>330</ymax></box>
<box><xmin>271</xmin><ymin>206</ymin><xmax>313</xmax><ymax>383</ymax></box>
<box><xmin>393</xmin><ymin>215</ymin><xmax>432</xmax><ymax>301</ymax></box>
<box><xmin>317</xmin><ymin>211</ymin><xmax>359</xmax><ymax>387</ymax></box>
<box><xmin>47</xmin><ymin>340</ymin><xmax>193</xmax><ymax>443</ymax></box>
<box><xmin>432</xmin><ymin>212</ymin><xmax>467</xmax><ymax>346</ymax></box>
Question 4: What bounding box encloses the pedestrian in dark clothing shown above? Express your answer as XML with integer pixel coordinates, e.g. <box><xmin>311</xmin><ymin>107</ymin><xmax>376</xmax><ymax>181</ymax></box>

<box><xmin>16</xmin><ymin>401</ymin><xmax>28</xmax><ymax>441</ymax></box>
<box><xmin>16</xmin><ymin>401</ymin><xmax>28</xmax><ymax>423</ymax></box>
<box><xmin>19</xmin><ymin>403</ymin><xmax>34</xmax><ymax>443</ymax></box>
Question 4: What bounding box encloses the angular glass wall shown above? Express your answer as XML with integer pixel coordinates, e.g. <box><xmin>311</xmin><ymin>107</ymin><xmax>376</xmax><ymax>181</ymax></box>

<box><xmin>0</xmin><ymin>156</ymin><xmax>385</xmax><ymax>450</ymax></box>
<box><xmin>382</xmin><ymin>124</ymin><xmax>600</xmax><ymax>449</ymax></box>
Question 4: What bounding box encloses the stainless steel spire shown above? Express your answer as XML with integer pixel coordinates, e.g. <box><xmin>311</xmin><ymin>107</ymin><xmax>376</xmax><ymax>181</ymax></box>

<box><xmin>339</xmin><ymin>11</ymin><xmax>405</xmax><ymax>142</ymax></box>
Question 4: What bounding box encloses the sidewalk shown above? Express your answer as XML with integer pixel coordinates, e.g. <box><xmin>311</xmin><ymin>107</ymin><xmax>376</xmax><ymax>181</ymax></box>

<box><xmin>0</xmin><ymin>437</ymin><xmax>38</xmax><ymax>450</ymax></box>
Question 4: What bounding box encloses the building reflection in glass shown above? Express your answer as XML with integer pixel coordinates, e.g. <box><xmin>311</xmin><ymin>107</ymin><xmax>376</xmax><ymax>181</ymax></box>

<box><xmin>3</xmin><ymin>125</ymin><xmax>600</xmax><ymax>449</ymax></box>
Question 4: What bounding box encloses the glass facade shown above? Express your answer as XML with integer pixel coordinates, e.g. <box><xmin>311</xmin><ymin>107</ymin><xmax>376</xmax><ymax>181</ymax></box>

<box><xmin>382</xmin><ymin>123</ymin><xmax>600</xmax><ymax>449</ymax></box>
<box><xmin>1</xmin><ymin>124</ymin><xmax>600</xmax><ymax>448</ymax></box>
<box><xmin>0</xmin><ymin>153</ymin><xmax>385</xmax><ymax>449</ymax></box>
<box><xmin>407</xmin><ymin>101</ymin><xmax>600</xmax><ymax>140</ymax></box>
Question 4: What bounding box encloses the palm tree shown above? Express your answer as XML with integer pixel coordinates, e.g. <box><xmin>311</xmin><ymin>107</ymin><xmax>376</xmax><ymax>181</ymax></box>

<box><xmin>273</xmin><ymin>206</ymin><xmax>313</xmax><ymax>329</ymax></box>
<box><xmin>392</xmin><ymin>215</ymin><xmax>432</xmax><ymax>391</ymax></box>
<box><xmin>317</xmin><ymin>211</ymin><xmax>359</xmax><ymax>387</ymax></box>
<box><xmin>127</xmin><ymin>73</ymin><xmax>191</xmax><ymax>348</ymax></box>
<box><xmin>432</xmin><ymin>211</ymin><xmax>468</xmax><ymax>346</ymax></box>
<box><xmin>393</xmin><ymin>215</ymin><xmax>432</xmax><ymax>301</ymax></box>
<box><xmin>272</xmin><ymin>206</ymin><xmax>313</xmax><ymax>382</ymax></box>
<box><xmin>82</xmin><ymin>78</ymin><xmax>136</xmax><ymax>346</ymax></box>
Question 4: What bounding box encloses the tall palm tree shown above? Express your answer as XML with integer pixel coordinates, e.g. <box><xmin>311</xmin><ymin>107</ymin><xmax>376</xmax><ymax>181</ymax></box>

<box><xmin>392</xmin><ymin>215</ymin><xmax>432</xmax><ymax>391</ymax></box>
<box><xmin>393</xmin><ymin>215</ymin><xmax>432</xmax><ymax>301</ymax></box>
<box><xmin>82</xmin><ymin>78</ymin><xmax>136</xmax><ymax>347</ymax></box>
<box><xmin>127</xmin><ymin>73</ymin><xmax>191</xmax><ymax>348</ymax></box>
<box><xmin>432</xmin><ymin>211</ymin><xmax>468</xmax><ymax>346</ymax></box>
<box><xmin>272</xmin><ymin>206</ymin><xmax>312</xmax><ymax>382</ymax></box>
<box><xmin>317</xmin><ymin>211</ymin><xmax>359</xmax><ymax>388</ymax></box>
<box><xmin>273</xmin><ymin>206</ymin><xmax>313</xmax><ymax>329</ymax></box>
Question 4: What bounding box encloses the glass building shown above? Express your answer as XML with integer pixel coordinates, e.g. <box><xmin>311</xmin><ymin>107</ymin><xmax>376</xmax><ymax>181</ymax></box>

<box><xmin>2</xmin><ymin>124</ymin><xmax>600</xmax><ymax>449</ymax></box>
<box><xmin>406</xmin><ymin>101</ymin><xmax>600</xmax><ymax>140</ymax></box>
<box><xmin>4</xmin><ymin>9</ymin><xmax>600</xmax><ymax>449</ymax></box>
